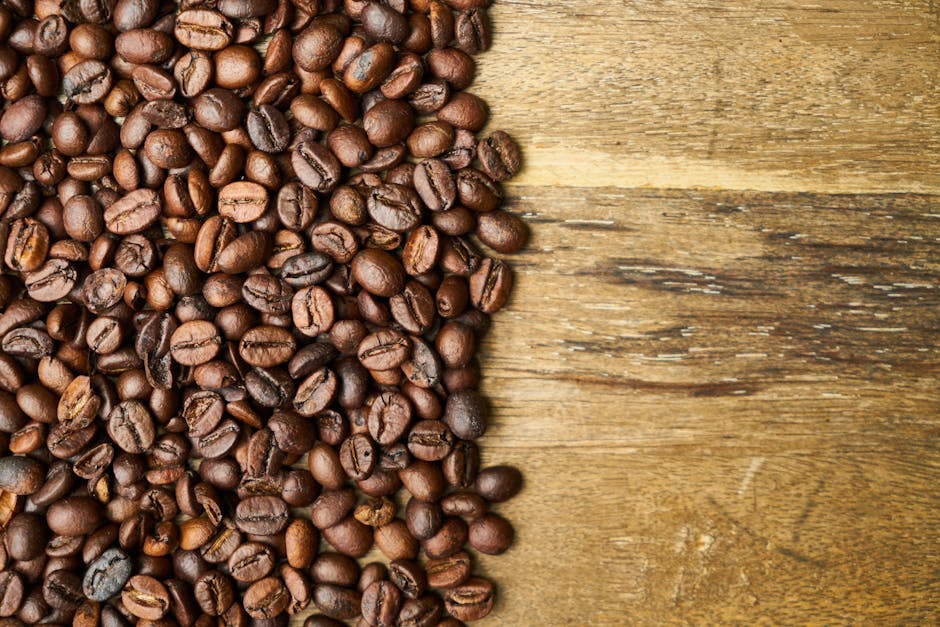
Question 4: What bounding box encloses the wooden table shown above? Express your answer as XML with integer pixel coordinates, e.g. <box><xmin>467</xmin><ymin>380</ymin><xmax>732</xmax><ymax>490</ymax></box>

<box><xmin>466</xmin><ymin>1</ymin><xmax>940</xmax><ymax>624</ymax></box>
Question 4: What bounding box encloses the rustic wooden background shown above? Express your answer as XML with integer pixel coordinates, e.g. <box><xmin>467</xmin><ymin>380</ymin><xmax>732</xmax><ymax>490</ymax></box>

<box><xmin>465</xmin><ymin>0</ymin><xmax>940</xmax><ymax>624</ymax></box>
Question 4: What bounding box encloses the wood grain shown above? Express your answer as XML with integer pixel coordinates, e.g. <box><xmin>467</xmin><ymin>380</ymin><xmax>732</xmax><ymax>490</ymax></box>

<box><xmin>474</xmin><ymin>187</ymin><xmax>940</xmax><ymax>624</ymax></box>
<box><xmin>474</xmin><ymin>0</ymin><xmax>940</xmax><ymax>193</ymax></box>
<box><xmin>293</xmin><ymin>1</ymin><xmax>940</xmax><ymax>625</ymax></box>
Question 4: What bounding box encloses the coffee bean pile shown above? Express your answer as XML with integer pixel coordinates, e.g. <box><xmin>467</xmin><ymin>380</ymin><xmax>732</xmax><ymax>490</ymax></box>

<box><xmin>0</xmin><ymin>0</ymin><xmax>526</xmax><ymax>624</ymax></box>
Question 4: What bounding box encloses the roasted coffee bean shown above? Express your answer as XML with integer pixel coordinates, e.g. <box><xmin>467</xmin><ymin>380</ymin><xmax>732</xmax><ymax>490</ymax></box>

<box><xmin>83</xmin><ymin>548</ymin><xmax>132</xmax><ymax>602</ymax></box>
<box><xmin>426</xmin><ymin>550</ymin><xmax>471</xmax><ymax>589</ymax></box>
<box><xmin>104</xmin><ymin>188</ymin><xmax>161</xmax><ymax>234</ymax></box>
<box><xmin>367</xmin><ymin>183</ymin><xmax>423</xmax><ymax>232</ymax></box>
<box><xmin>247</xmin><ymin>105</ymin><xmax>291</xmax><ymax>153</ymax></box>
<box><xmin>281</xmin><ymin>252</ymin><xmax>333</xmax><ymax>288</ymax></box>
<box><xmin>176</xmin><ymin>10</ymin><xmax>234</xmax><ymax>51</ymax></box>
<box><xmin>443</xmin><ymin>576</ymin><xmax>494</xmax><ymax>621</ymax></box>
<box><xmin>361</xmin><ymin>580</ymin><xmax>401</xmax><ymax>627</ymax></box>
<box><xmin>243</xmin><ymin>576</ymin><xmax>289</xmax><ymax>619</ymax></box>
<box><xmin>413</xmin><ymin>159</ymin><xmax>456</xmax><ymax>212</ymax></box>
<box><xmin>235</xmin><ymin>496</ymin><xmax>289</xmax><ymax>535</ymax></box>
<box><xmin>389</xmin><ymin>559</ymin><xmax>427</xmax><ymax>599</ymax></box>
<box><xmin>292</xmin><ymin>140</ymin><xmax>341</xmax><ymax>193</ymax></box>
<box><xmin>339</xmin><ymin>433</ymin><xmax>376</xmax><ymax>481</ymax></box>
<box><xmin>194</xmin><ymin>570</ymin><xmax>234</xmax><ymax>615</ymax></box>
<box><xmin>170</xmin><ymin>320</ymin><xmax>222</xmax><ymax>366</ymax></box>
<box><xmin>228</xmin><ymin>542</ymin><xmax>276</xmax><ymax>582</ymax></box>
<box><xmin>312</xmin><ymin>584</ymin><xmax>361</xmax><ymax>620</ymax></box>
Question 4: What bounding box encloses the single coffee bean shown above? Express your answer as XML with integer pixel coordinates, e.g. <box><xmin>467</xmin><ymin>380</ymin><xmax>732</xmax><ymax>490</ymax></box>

<box><xmin>413</xmin><ymin>159</ymin><xmax>456</xmax><ymax>212</ymax></box>
<box><xmin>104</xmin><ymin>188</ymin><xmax>161</xmax><ymax>234</ymax></box>
<box><xmin>218</xmin><ymin>180</ymin><xmax>269</xmax><ymax>223</ymax></box>
<box><xmin>239</xmin><ymin>325</ymin><xmax>296</xmax><ymax>367</ymax></box>
<box><xmin>5</xmin><ymin>218</ymin><xmax>49</xmax><ymax>272</ymax></box>
<box><xmin>281</xmin><ymin>252</ymin><xmax>333</xmax><ymax>288</ymax></box>
<box><xmin>175</xmin><ymin>10</ymin><xmax>234</xmax><ymax>50</ymax></box>
<box><xmin>475</xmin><ymin>209</ymin><xmax>528</xmax><ymax>254</ymax></box>
<box><xmin>107</xmin><ymin>400</ymin><xmax>156</xmax><ymax>454</ymax></box>
<box><xmin>193</xmin><ymin>570</ymin><xmax>234</xmax><ymax>615</ymax></box>
<box><xmin>443</xmin><ymin>577</ymin><xmax>495</xmax><ymax>622</ymax></box>
<box><xmin>361</xmin><ymin>580</ymin><xmax>402</xmax><ymax>627</ymax></box>
<box><xmin>43</xmin><ymin>569</ymin><xmax>84</xmax><ymax>610</ymax></box>
<box><xmin>170</xmin><ymin>320</ymin><xmax>222</xmax><ymax>366</ymax></box>
<box><xmin>235</xmin><ymin>496</ymin><xmax>289</xmax><ymax>535</ymax></box>
<box><xmin>243</xmin><ymin>576</ymin><xmax>289</xmax><ymax>619</ymax></box>
<box><xmin>0</xmin><ymin>455</ymin><xmax>44</xmax><ymax>495</ymax></box>
<box><xmin>339</xmin><ymin>433</ymin><xmax>376</xmax><ymax>481</ymax></box>
<box><xmin>367</xmin><ymin>183</ymin><xmax>423</xmax><ymax>231</ymax></box>
<box><xmin>468</xmin><ymin>513</ymin><xmax>514</xmax><ymax>555</ymax></box>
<box><xmin>228</xmin><ymin>542</ymin><xmax>276</xmax><ymax>583</ymax></box>
<box><xmin>83</xmin><ymin>548</ymin><xmax>132</xmax><ymax>602</ymax></box>
<box><xmin>292</xmin><ymin>140</ymin><xmax>341</xmax><ymax>193</ymax></box>
<box><xmin>247</xmin><ymin>104</ymin><xmax>291</xmax><ymax>153</ymax></box>
<box><xmin>425</xmin><ymin>550</ymin><xmax>471</xmax><ymax>589</ymax></box>
<box><xmin>312</xmin><ymin>584</ymin><xmax>362</xmax><ymax>620</ymax></box>
<box><xmin>389</xmin><ymin>559</ymin><xmax>427</xmax><ymax>599</ymax></box>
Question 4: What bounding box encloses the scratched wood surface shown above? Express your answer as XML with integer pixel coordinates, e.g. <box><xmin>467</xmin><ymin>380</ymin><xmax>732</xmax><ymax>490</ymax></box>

<box><xmin>464</xmin><ymin>1</ymin><xmax>940</xmax><ymax>625</ymax></box>
<box><xmin>288</xmin><ymin>1</ymin><xmax>940</xmax><ymax>625</ymax></box>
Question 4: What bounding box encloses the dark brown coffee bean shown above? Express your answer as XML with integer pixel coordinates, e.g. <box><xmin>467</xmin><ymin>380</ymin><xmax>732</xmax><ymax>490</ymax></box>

<box><xmin>437</xmin><ymin>92</ymin><xmax>487</xmax><ymax>131</ymax></box>
<box><xmin>475</xmin><ymin>209</ymin><xmax>528</xmax><ymax>254</ymax></box>
<box><xmin>176</xmin><ymin>10</ymin><xmax>235</xmax><ymax>50</ymax></box>
<box><xmin>63</xmin><ymin>60</ymin><xmax>113</xmax><ymax>104</ymax></box>
<box><xmin>312</xmin><ymin>584</ymin><xmax>361</xmax><ymax>620</ymax></box>
<box><xmin>292</xmin><ymin>140</ymin><xmax>341</xmax><ymax>193</ymax></box>
<box><xmin>389</xmin><ymin>559</ymin><xmax>427</xmax><ymax>600</ymax></box>
<box><xmin>443</xmin><ymin>577</ymin><xmax>494</xmax><ymax>621</ymax></box>
<box><xmin>104</xmin><ymin>188</ymin><xmax>161</xmax><ymax>234</ymax></box>
<box><xmin>468</xmin><ymin>512</ymin><xmax>513</xmax><ymax>555</ymax></box>
<box><xmin>228</xmin><ymin>542</ymin><xmax>276</xmax><ymax>582</ymax></box>
<box><xmin>361</xmin><ymin>2</ymin><xmax>409</xmax><ymax>43</ymax></box>
<box><xmin>293</xmin><ymin>22</ymin><xmax>343</xmax><ymax>72</ymax></box>
<box><xmin>413</xmin><ymin>159</ymin><xmax>456</xmax><ymax>212</ymax></box>
<box><xmin>247</xmin><ymin>105</ymin><xmax>290</xmax><ymax>153</ymax></box>
<box><xmin>425</xmin><ymin>550</ymin><xmax>470</xmax><ymax>589</ymax></box>
<box><xmin>361</xmin><ymin>580</ymin><xmax>401</xmax><ymax>627</ymax></box>
<box><xmin>235</xmin><ymin>496</ymin><xmax>289</xmax><ymax>535</ymax></box>
<box><xmin>469</xmin><ymin>257</ymin><xmax>512</xmax><ymax>314</ymax></box>
<box><xmin>362</xmin><ymin>99</ymin><xmax>414</xmax><ymax>148</ymax></box>
<box><xmin>24</xmin><ymin>259</ymin><xmax>77</xmax><ymax>302</ymax></box>
<box><xmin>281</xmin><ymin>252</ymin><xmax>333</xmax><ymax>289</ymax></box>
<box><xmin>366</xmin><ymin>183</ymin><xmax>423</xmax><ymax>232</ymax></box>
<box><xmin>339</xmin><ymin>433</ymin><xmax>376</xmax><ymax>481</ymax></box>
<box><xmin>170</xmin><ymin>320</ymin><xmax>222</xmax><ymax>366</ymax></box>
<box><xmin>367</xmin><ymin>391</ymin><xmax>413</xmax><ymax>446</ymax></box>
<box><xmin>193</xmin><ymin>87</ymin><xmax>245</xmax><ymax>132</ymax></box>
<box><xmin>43</xmin><ymin>569</ymin><xmax>83</xmax><ymax>611</ymax></box>
<box><xmin>310</xmin><ymin>221</ymin><xmax>358</xmax><ymax>264</ymax></box>
<box><xmin>243</xmin><ymin>576</ymin><xmax>289</xmax><ymax>619</ymax></box>
<box><xmin>358</xmin><ymin>329</ymin><xmax>411</xmax><ymax>370</ymax></box>
<box><xmin>351</xmin><ymin>248</ymin><xmax>405</xmax><ymax>297</ymax></box>
<box><xmin>238</xmin><ymin>325</ymin><xmax>296</xmax><ymax>367</ymax></box>
<box><xmin>194</xmin><ymin>570</ymin><xmax>234</xmax><ymax>615</ymax></box>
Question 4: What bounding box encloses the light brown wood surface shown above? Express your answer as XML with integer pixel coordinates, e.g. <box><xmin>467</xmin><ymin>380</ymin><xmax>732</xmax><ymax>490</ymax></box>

<box><xmin>463</xmin><ymin>1</ymin><xmax>940</xmax><ymax>625</ymax></box>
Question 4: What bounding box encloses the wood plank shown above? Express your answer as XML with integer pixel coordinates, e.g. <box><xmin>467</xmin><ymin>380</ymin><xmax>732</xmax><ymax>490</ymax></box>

<box><xmin>469</xmin><ymin>186</ymin><xmax>940</xmax><ymax>624</ymax></box>
<box><xmin>482</xmin><ymin>187</ymin><xmax>940</xmax><ymax>448</ymax></box>
<box><xmin>473</xmin><ymin>1</ymin><xmax>940</xmax><ymax>193</ymax></box>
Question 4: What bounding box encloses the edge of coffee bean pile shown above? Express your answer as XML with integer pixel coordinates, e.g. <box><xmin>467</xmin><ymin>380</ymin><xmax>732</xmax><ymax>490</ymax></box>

<box><xmin>0</xmin><ymin>0</ymin><xmax>527</xmax><ymax>624</ymax></box>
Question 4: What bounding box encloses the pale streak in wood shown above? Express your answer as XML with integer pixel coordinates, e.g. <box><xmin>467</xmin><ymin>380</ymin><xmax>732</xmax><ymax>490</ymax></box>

<box><xmin>473</xmin><ymin>0</ymin><xmax>940</xmax><ymax>193</ymax></box>
<box><xmin>288</xmin><ymin>2</ymin><xmax>940</xmax><ymax>625</ymax></box>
